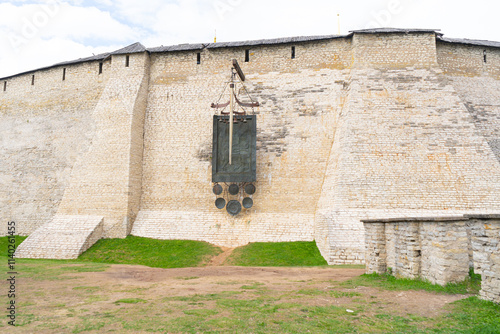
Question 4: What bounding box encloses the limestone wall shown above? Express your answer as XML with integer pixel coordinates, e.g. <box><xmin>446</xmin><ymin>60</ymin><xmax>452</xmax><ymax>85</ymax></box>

<box><xmin>15</xmin><ymin>215</ymin><xmax>104</xmax><ymax>259</ymax></box>
<box><xmin>353</xmin><ymin>32</ymin><xmax>438</xmax><ymax>68</ymax></box>
<box><xmin>133</xmin><ymin>39</ymin><xmax>351</xmax><ymax>247</ymax></box>
<box><xmin>364</xmin><ymin>216</ymin><xmax>500</xmax><ymax>303</ymax></box>
<box><xmin>442</xmin><ymin>71</ymin><xmax>500</xmax><ymax>164</ymax></box>
<box><xmin>0</xmin><ymin>61</ymin><xmax>110</xmax><ymax>235</ymax></box>
<box><xmin>56</xmin><ymin>52</ymin><xmax>150</xmax><ymax>238</ymax></box>
<box><xmin>364</xmin><ymin>218</ymin><xmax>470</xmax><ymax>285</ymax></box>
<box><xmin>437</xmin><ymin>41</ymin><xmax>500</xmax><ymax>78</ymax></box>
<box><xmin>469</xmin><ymin>215</ymin><xmax>500</xmax><ymax>303</ymax></box>
<box><xmin>316</xmin><ymin>32</ymin><xmax>500</xmax><ymax>264</ymax></box>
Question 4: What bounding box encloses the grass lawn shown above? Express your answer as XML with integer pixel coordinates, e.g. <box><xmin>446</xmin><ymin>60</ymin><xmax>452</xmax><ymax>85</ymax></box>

<box><xmin>1</xmin><ymin>235</ymin><xmax>27</xmax><ymax>252</ymax></box>
<box><xmin>225</xmin><ymin>241</ymin><xmax>330</xmax><ymax>267</ymax></box>
<box><xmin>6</xmin><ymin>236</ymin><xmax>332</xmax><ymax>268</ymax></box>
<box><xmin>78</xmin><ymin>236</ymin><xmax>222</xmax><ymax>268</ymax></box>
<box><xmin>342</xmin><ymin>273</ymin><xmax>500</xmax><ymax>334</ymax></box>
<box><xmin>343</xmin><ymin>270</ymin><xmax>482</xmax><ymax>295</ymax></box>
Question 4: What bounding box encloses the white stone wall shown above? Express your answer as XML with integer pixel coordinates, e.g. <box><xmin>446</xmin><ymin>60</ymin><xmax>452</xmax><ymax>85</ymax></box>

<box><xmin>134</xmin><ymin>39</ymin><xmax>351</xmax><ymax>247</ymax></box>
<box><xmin>0</xmin><ymin>61</ymin><xmax>110</xmax><ymax>235</ymax></box>
<box><xmin>353</xmin><ymin>33</ymin><xmax>438</xmax><ymax>68</ymax></box>
<box><xmin>56</xmin><ymin>52</ymin><xmax>150</xmax><ymax>238</ymax></box>
<box><xmin>2</xmin><ymin>31</ymin><xmax>500</xmax><ymax>265</ymax></box>
<box><xmin>437</xmin><ymin>41</ymin><xmax>500</xmax><ymax>78</ymax></box>
<box><xmin>315</xmin><ymin>34</ymin><xmax>500</xmax><ymax>263</ymax></box>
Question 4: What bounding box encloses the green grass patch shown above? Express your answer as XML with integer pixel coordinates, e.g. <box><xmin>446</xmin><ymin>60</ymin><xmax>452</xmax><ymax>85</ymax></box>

<box><xmin>72</xmin><ymin>319</ymin><xmax>105</xmax><ymax>333</ymax></box>
<box><xmin>297</xmin><ymin>288</ymin><xmax>362</xmax><ymax>299</ymax></box>
<box><xmin>183</xmin><ymin>309</ymin><xmax>219</xmax><ymax>317</ymax></box>
<box><xmin>4</xmin><ymin>236</ymin><xmax>344</xmax><ymax>269</ymax></box>
<box><xmin>174</xmin><ymin>276</ymin><xmax>200</xmax><ymax>280</ymax></box>
<box><xmin>241</xmin><ymin>282</ymin><xmax>266</xmax><ymax>290</ymax></box>
<box><xmin>342</xmin><ymin>270</ymin><xmax>481</xmax><ymax>295</ymax></box>
<box><xmin>1</xmin><ymin>236</ymin><xmax>111</xmax><ymax>280</ymax></box>
<box><xmin>433</xmin><ymin>296</ymin><xmax>500</xmax><ymax>333</ymax></box>
<box><xmin>78</xmin><ymin>236</ymin><xmax>222</xmax><ymax>268</ymax></box>
<box><xmin>164</xmin><ymin>291</ymin><xmax>241</xmax><ymax>302</ymax></box>
<box><xmin>72</xmin><ymin>286</ymin><xmax>100</xmax><ymax>292</ymax></box>
<box><xmin>226</xmin><ymin>241</ymin><xmax>328</xmax><ymax>267</ymax></box>
<box><xmin>151</xmin><ymin>291</ymin><xmax>362</xmax><ymax>333</ymax></box>
<box><xmin>6</xmin><ymin>254</ymin><xmax>500</xmax><ymax>333</ymax></box>
<box><xmin>114</xmin><ymin>298</ymin><xmax>147</xmax><ymax>304</ymax></box>
<box><xmin>14</xmin><ymin>260</ymin><xmax>110</xmax><ymax>280</ymax></box>
<box><xmin>0</xmin><ymin>235</ymin><xmax>27</xmax><ymax>255</ymax></box>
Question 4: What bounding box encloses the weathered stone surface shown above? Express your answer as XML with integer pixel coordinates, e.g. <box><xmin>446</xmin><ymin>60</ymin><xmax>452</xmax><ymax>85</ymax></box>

<box><xmin>55</xmin><ymin>53</ymin><xmax>150</xmax><ymax>238</ymax></box>
<box><xmin>470</xmin><ymin>218</ymin><xmax>500</xmax><ymax>303</ymax></box>
<box><xmin>364</xmin><ymin>217</ymin><xmax>500</xmax><ymax>303</ymax></box>
<box><xmin>2</xmin><ymin>30</ymin><xmax>500</xmax><ymax>265</ymax></box>
<box><xmin>15</xmin><ymin>215</ymin><xmax>103</xmax><ymax>259</ymax></box>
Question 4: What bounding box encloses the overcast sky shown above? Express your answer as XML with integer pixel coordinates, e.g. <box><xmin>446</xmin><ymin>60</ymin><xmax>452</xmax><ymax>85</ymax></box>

<box><xmin>1</xmin><ymin>0</ymin><xmax>499</xmax><ymax>78</ymax></box>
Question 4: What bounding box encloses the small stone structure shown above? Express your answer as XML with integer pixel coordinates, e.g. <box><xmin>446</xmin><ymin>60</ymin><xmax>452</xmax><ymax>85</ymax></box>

<box><xmin>15</xmin><ymin>215</ymin><xmax>104</xmax><ymax>259</ymax></box>
<box><xmin>363</xmin><ymin>215</ymin><xmax>500</xmax><ymax>303</ymax></box>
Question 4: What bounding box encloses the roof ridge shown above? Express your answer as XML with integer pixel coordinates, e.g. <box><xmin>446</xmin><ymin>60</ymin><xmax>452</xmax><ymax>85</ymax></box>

<box><xmin>437</xmin><ymin>35</ymin><xmax>500</xmax><ymax>48</ymax></box>
<box><xmin>349</xmin><ymin>27</ymin><xmax>441</xmax><ymax>34</ymax></box>
<box><xmin>111</xmin><ymin>42</ymin><xmax>147</xmax><ymax>55</ymax></box>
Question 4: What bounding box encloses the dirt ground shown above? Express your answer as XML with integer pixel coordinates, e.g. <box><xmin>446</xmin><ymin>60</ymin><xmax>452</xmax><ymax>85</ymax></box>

<box><xmin>83</xmin><ymin>264</ymin><xmax>467</xmax><ymax>317</ymax></box>
<box><xmin>11</xmin><ymin>263</ymin><xmax>470</xmax><ymax>333</ymax></box>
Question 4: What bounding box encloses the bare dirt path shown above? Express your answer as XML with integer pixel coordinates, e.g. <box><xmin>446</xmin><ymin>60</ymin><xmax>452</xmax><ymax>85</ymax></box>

<box><xmin>206</xmin><ymin>247</ymin><xmax>235</xmax><ymax>266</ymax></box>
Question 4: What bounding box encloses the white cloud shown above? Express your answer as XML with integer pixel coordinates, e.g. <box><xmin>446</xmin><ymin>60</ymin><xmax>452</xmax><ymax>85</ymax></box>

<box><xmin>0</xmin><ymin>37</ymin><xmax>121</xmax><ymax>77</ymax></box>
<box><xmin>94</xmin><ymin>0</ymin><xmax>113</xmax><ymax>6</ymax></box>
<box><xmin>0</xmin><ymin>2</ymin><xmax>137</xmax><ymax>43</ymax></box>
<box><xmin>46</xmin><ymin>3</ymin><xmax>139</xmax><ymax>41</ymax></box>
<box><xmin>386</xmin><ymin>0</ymin><xmax>500</xmax><ymax>41</ymax></box>
<box><xmin>148</xmin><ymin>0</ymin><xmax>214</xmax><ymax>43</ymax></box>
<box><xmin>111</xmin><ymin>0</ymin><xmax>167</xmax><ymax>25</ymax></box>
<box><xmin>0</xmin><ymin>1</ymin><xmax>138</xmax><ymax>77</ymax></box>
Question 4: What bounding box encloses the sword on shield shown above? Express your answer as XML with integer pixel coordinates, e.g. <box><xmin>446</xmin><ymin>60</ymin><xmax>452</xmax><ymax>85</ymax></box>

<box><xmin>211</xmin><ymin>59</ymin><xmax>259</xmax><ymax>165</ymax></box>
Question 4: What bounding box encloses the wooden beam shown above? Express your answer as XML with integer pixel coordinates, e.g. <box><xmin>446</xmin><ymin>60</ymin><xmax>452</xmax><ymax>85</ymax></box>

<box><xmin>232</xmin><ymin>59</ymin><xmax>245</xmax><ymax>82</ymax></box>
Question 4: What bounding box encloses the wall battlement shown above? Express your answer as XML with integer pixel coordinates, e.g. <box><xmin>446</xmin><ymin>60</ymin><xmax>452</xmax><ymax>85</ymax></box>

<box><xmin>2</xmin><ymin>29</ymin><xmax>500</xmax><ymax>264</ymax></box>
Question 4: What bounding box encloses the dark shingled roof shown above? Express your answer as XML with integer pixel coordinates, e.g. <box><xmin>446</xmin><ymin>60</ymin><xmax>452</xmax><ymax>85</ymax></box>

<box><xmin>437</xmin><ymin>36</ymin><xmax>500</xmax><ymax>48</ymax></box>
<box><xmin>54</xmin><ymin>52</ymin><xmax>110</xmax><ymax>66</ymax></box>
<box><xmin>350</xmin><ymin>28</ymin><xmax>441</xmax><ymax>34</ymax></box>
<box><xmin>111</xmin><ymin>42</ymin><xmax>147</xmax><ymax>55</ymax></box>
<box><xmin>205</xmin><ymin>34</ymin><xmax>347</xmax><ymax>49</ymax></box>
<box><xmin>0</xmin><ymin>52</ymin><xmax>111</xmax><ymax>79</ymax></box>
<box><xmin>0</xmin><ymin>42</ymin><xmax>146</xmax><ymax>80</ymax></box>
<box><xmin>148</xmin><ymin>43</ymin><xmax>206</xmax><ymax>53</ymax></box>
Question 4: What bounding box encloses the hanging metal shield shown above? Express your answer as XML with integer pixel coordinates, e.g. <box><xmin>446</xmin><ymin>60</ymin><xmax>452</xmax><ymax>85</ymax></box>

<box><xmin>228</xmin><ymin>184</ymin><xmax>239</xmax><ymax>195</ymax></box>
<box><xmin>242</xmin><ymin>197</ymin><xmax>253</xmax><ymax>209</ymax></box>
<box><xmin>213</xmin><ymin>184</ymin><xmax>223</xmax><ymax>195</ymax></box>
<box><xmin>244</xmin><ymin>184</ymin><xmax>256</xmax><ymax>195</ymax></box>
<box><xmin>215</xmin><ymin>198</ymin><xmax>226</xmax><ymax>209</ymax></box>
<box><xmin>226</xmin><ymin>200</ymin><xmax>242</xmax><ymax>215</ymax></box>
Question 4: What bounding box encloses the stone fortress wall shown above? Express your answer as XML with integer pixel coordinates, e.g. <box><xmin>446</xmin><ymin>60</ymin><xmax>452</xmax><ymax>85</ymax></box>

<box><xmin>3</xmin><ymin>28</ymin><xmax>500</xmax><ymax>264</ymax></box>
<box><xmin>1</xmin><ymin>60</ymin><xmax>111</xmax><ymax>235</ymax></box>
